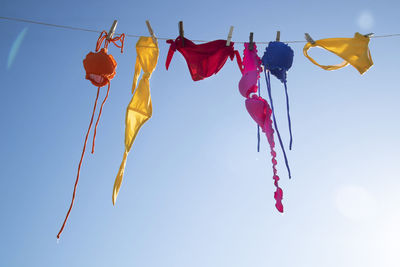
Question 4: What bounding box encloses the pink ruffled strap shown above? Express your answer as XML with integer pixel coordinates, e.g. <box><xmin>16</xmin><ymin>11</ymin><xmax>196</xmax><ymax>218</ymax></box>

<box><xmin>239</xmin><ymin>42</ymin><xmax>285</xmax><ymax>213</ymax></box>
<box><xmin>263</xmin><ymin>104</ymin><xmax>284</xmax><ymax>212</ymax></box>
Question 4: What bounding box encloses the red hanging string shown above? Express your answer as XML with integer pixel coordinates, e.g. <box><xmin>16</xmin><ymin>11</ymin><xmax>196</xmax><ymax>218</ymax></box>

<box><xmin>57</xmin><ymin>87</ymin><xmax>100</xmax><ymax>239</ymax></box>
<box><xmin>91</xmin><ymin>82</ymin><xmax>110</xmax><ymax>154</ymax></box>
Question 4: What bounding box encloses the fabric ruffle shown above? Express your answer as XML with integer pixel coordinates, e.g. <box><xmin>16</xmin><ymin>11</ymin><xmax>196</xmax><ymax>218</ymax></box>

<box><xmin>239</xmin><ymin>42</ymin><xmax>284</xmax><ymax>212</ymax></box>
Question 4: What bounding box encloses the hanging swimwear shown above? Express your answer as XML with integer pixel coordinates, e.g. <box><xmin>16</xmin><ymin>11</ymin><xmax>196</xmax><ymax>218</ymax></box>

<box><xmin>166</xmin><ymin>36</ymin><xmax>242</xmax><ymax>81</ymax></box>
<box><xmin>57</xmin><ymin>30</ymin><xmax>125</xmax><ymax>239</ymax></box>
<box><xmin>261</xmin><ymin>41</ymin><xmax>294</xmax><ymax>180</ymax></box>
<box><xmin>113</xmin><ymin>36</ymin><xmax>159</xmax><ymax>205</ymax></box>
<box><xmin>303</xmin><ymin>32</ymin><xmax>373</xmax><ymax>74</ymax></box>
<box><xmin>239</xmin><ymin>42</ymin><xmax>284</xmax><ymax>212</ymax></box>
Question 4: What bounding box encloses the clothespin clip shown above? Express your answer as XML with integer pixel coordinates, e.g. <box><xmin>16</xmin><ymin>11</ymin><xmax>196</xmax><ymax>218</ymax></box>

<box><xmin>179</xmin><ymin>21</ymin><xmax>184</xmax><ymax>46</ymax></box>
<box><xmin>276</xmin><ymin>31</ymin><xmax>281</xmax><ymax>42</ymax></box>
<box><xmin>364</xmin><ymin>33</ymin><xmax>374</xmax><ymax>38</ymax></box>
<box><xmin>249</xmin><ymin>32</ymin><xmax>254</xmax><ymax>50</ymax></box>
<box><xmin>304</xmin><ymin>33</ymin><xmax>315</xmax><ymax>44</ymax></box>
<box><xmin>226</xmin><ymin>26</ymin><xmax>234</xmax><ymax>46</ymax></box>
<box><xmin>146</xmin><ymin>20</ymin><xmax>157</xmax><ymax>45</ymax></box>
<box><xmin>107</xmin><ymin>20</ymin><xmax>118</xmax><ymax>40</ymax></box>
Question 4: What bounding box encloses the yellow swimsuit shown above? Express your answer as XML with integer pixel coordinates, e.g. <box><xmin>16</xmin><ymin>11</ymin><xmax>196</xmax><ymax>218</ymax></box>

<box><xmin>303</xmin><ymin>32</ymin><xmax>373</xmax><ymax>74</ymax></box>
<box><xmin>113</xmin><ymin>36</ymin><xmax>159</xmax><ymax>205</ymax></box>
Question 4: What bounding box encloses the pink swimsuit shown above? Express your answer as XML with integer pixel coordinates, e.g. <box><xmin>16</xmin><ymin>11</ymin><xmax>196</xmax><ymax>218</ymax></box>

<box><xmin>238</xmin><ymin>43</ymin><xmax>283</xmax><ymax>212</ymax></box>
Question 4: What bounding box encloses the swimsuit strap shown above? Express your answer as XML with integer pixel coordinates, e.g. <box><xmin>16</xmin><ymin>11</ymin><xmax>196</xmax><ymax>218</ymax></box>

<box><xmin>96</xmin><ymin>31</ymin><xmax>108</xmax><ymax>51</ymax></box>
<box><xmin>109</xmin><ymin>33</ymin><xmax>125</xmax><ymax>53</ymax></box>
<box><xmin>265</xmin><ymin>70</ymin><xmax>291</xmax><ymax>178</ymax></box>
<box><xmin>95</xmin><ymin>30</ymin><xmax>125</xmax><ymax>53</ymax></box>
<box><xmin>303</xmin><ymin>42</ymin><xmax>349</xmax><ymax>71</ymax></box>
<box><xmin>233</xmin><ymin>49</ymin><xmax>244</xmax><ymax>74</ymax></box>
<box><xmin>57</xmin><ymin>86</ymin><xmax>101</xmax><ymax>239</ymax></box>
<box><xmin>283</xmin><ymin>81</ymin><xmax>293</xmax><ymax>150</ymax></box>
<box><xmin>165</xmin><ymin>39</ymin><xmax>177</xmax><ymax>70</ymax></box>
<box><xmin>257</xmin><ymin>78</ymin><xmax>261</xmax><ymax>152</ymax></box>
<box><xmin>91</xmin><ymin>82</ymin><xmax>111</xmax><ymax>154</ymax></box>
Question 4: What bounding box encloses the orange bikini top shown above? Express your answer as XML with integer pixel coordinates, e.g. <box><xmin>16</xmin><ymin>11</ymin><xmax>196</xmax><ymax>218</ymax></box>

<box><xmin>83</xmin><ymin>31</ymin><xmax>125</xmax><ymax>86</ymax></box>
<box><xmin>57</xmin><ymin>30</ymin><xmax>125</xmax><ymax>240</ymax></box>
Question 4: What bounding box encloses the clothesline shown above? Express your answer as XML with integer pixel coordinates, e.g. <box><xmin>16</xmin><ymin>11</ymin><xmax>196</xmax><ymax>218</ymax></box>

<box><xmin>1</xmin><ymin>16</ymin><xmax>400</xmax><ymax>44</ymax></box>
<box><xmin>24</xmin><ymin>13</ymin><xmax>377</xmax><ymax>239</ymax></box>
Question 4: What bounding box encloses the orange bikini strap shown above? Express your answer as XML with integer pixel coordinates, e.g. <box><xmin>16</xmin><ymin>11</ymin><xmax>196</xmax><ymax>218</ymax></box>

<box><xmin>91</xmin><ymin>82</ymin><xmax>111</xmax><ymax>154</ymax></box>
<box><xmin>95</xmin><ymin>30</ymin><xmax>125</xmax><ymax>53</ymax></box>
<box><xmin>109</xmin><ymin>33</ymin><xmax>125</xmax><ymax>53</ymax></box>
<box><xmin>95</xmin><ymin>31</ymin><xmax>108</xmax><ymax>51</ymax></box>
<box><xmin>57</xmin><ymin>87</ymin><xmax>101</xmax><ymax>239</ymax></box>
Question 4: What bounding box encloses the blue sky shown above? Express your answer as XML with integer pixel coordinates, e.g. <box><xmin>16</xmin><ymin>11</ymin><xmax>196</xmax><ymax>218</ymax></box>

<box><xmin>1</xmin><ymin>0</ymin><xmax>400</xmax><ymax>266</ymax></box>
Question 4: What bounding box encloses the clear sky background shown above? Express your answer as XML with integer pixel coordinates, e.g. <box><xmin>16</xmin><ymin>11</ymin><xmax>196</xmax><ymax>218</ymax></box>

<box><xmin>1</xmin><ymin>0</ymin><xmax>400</xmax><ymax>266</ymax></box>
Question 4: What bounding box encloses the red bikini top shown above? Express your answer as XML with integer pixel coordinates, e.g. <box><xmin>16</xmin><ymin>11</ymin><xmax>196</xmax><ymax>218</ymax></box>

<box><xmin>166</xmin><ymin>36</ymin><xmax>243</xmax><ymax>81</ymax></box>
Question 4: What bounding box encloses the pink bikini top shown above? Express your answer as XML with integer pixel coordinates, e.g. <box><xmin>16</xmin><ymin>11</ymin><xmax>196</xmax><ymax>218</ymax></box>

<box><xmin>239</xmin><ymin>43</ymin><xmax>263</xmax><ymax>97</ymax></box>
<box><xmin>238</xmin><ymin>43</ymin><xmax>284</xmax><ymax>212</ymax></box>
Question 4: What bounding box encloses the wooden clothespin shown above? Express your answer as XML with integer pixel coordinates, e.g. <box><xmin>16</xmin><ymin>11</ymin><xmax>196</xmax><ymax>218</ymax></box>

<box><xmin>145</xmin><ymin>20</ymin><xmax>157</xmax><ymax>45</ymax></box>
<box><xmin>304</xmin><ymin>33</ymin><xmax>315</xmax><ymax>44</ymax></box>
<box><xmin>179</xmin><ymin>21</ymin><xmax>184</xmax><ymax>46</ymax></box>
<box><xmin>249</xmin><ymin>32</ymin><xmax>254</xmax><ymax>50</ymax></box>
<box><xmin>276</xmin><ymin>31</ymin><xmax>281</xmax><ymax>42</ymax></box>
<box><xmin>107</xmin><ymin>20</ymin><xmax>118</xmax><ymax>40</ymax></box>
<box><xmin>226</xmin><ymin>26</ymin><xmax>234</xmax><ymax>46</ymax></box>
<box><xmin>364</xmin><ymin>33</ymin><xmax>374</xmax><ymax>38</ymax></box>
